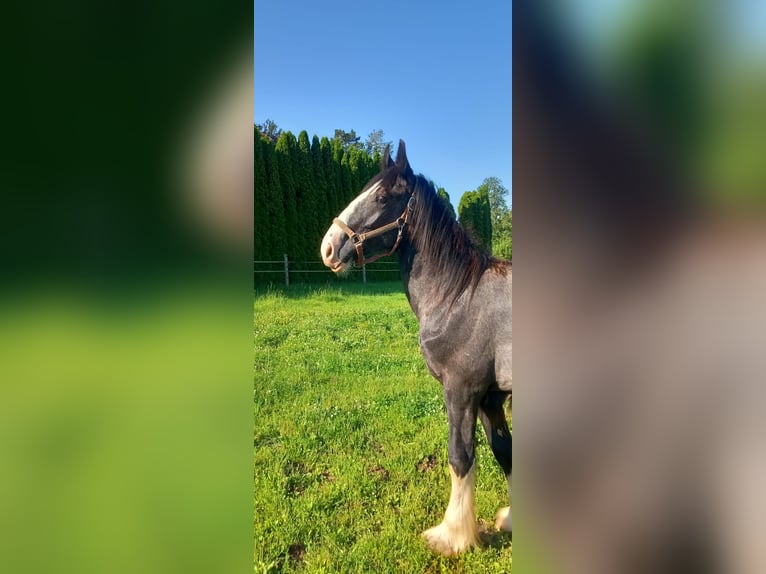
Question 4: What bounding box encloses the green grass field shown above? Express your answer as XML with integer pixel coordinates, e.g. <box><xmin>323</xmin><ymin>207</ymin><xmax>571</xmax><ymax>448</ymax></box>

<box><xmin>254</xmin><ymin>282</ymin><xmax>512</xmax><ymax>573</ymax></box>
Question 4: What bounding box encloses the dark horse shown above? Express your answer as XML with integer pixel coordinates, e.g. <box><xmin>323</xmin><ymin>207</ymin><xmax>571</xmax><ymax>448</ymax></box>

<box><xmin>320</xmin><ymin>141</ymin><xmax>512</xmax><ymax>555</ymax></box>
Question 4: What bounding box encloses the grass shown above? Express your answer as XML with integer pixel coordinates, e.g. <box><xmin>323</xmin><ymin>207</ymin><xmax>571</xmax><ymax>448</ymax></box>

<box><xmin>254</xmin><ymin>282</ymin><xmax>512</xmax><ymax>573</ymax></box>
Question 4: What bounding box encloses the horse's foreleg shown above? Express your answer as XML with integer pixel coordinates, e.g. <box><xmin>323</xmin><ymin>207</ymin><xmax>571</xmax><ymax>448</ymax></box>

<box><xmin>479</xmin><ymin>391</ymin><xmax>512</xmax><ymax>532</ymax></box>
<box><xmin>422</xmin><ymin>387</ymin><xmax>481</xmax><ymax>555</ymax></box>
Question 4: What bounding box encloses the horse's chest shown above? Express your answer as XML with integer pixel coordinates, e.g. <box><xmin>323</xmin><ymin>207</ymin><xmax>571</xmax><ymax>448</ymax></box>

<box><xmin>418</xmin><ymin>319</ymin><xmax>492</xmax><ymax>384</ymax></box>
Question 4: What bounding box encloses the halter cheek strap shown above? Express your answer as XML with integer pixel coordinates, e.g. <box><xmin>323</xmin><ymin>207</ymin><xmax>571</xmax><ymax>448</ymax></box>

<box><xmin>333</xmin><ymin>194</ymin><xmax>415</xmax><ymax>267</ymax></box>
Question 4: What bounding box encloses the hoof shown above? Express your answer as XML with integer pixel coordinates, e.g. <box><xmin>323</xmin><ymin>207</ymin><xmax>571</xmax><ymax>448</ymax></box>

<box><xmin>494</xmin><ymin>506</ymin><xmax>512</xmax><ymax>532</ymax></box>
<box><xmin>422</xmin><ymin>522</ymin><xmax>481</xmax><ymax>556</ymax></box>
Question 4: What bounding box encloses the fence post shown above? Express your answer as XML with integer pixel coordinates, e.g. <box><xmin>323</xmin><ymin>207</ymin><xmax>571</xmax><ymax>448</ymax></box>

<box><xmin>362</xmin><ymin>264</ymin><xmax>367</xmax><ymax>284</ymax></box>
<box><xmin>284</xmin><ymin>253</ymin><xmax>289</xmax><ymax>287</ymax></box>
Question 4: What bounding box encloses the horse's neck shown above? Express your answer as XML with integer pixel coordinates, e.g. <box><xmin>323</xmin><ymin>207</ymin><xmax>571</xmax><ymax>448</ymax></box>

<box><xmin>397</xmin><ymin>242</ymin><xmax>445</xmax><ymax>322</ymax></box>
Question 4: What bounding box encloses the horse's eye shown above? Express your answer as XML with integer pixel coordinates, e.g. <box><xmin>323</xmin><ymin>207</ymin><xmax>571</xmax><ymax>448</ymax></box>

<box><xmin>376</xmin><ymin>194</ymin><xmax>388</xmax><ymax>205</ymax></box>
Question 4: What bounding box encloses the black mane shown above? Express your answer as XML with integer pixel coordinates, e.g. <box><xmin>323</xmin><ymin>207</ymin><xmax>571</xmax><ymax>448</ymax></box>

<box><xmin>406</xmin><ymin>174</ymin><xmax>508</xmax><ymax>305</ymax></box>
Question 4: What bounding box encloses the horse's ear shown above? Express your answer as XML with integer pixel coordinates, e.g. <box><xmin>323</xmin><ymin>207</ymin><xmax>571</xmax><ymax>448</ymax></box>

<box><xmin>381</xmin><ymin>144</ymin><xmax>393</xmax><ymax>169</ymax></box>
<box><xmin>395</xmin><ymin>139</ymin><xmax>410</xmax><ymax>172</ymax></box>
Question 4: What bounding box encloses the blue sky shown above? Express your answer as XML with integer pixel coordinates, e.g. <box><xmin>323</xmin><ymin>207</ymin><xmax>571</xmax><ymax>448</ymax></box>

<box><xmin>254</xmin><ymin>1</ymin><xmax>512</xmax><ymax>208</ymax></box>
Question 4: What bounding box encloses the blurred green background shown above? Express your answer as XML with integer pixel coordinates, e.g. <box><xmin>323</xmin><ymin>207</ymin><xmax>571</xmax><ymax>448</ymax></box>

<box><xmin>0</xmin><ymin>285</ymin><xmax>251</xmax><ymax>574</ymax></box>
<box><xmin>0</xmin><ymin>1</ymin><xmax>253</xmax><ymax>573</ymax></box>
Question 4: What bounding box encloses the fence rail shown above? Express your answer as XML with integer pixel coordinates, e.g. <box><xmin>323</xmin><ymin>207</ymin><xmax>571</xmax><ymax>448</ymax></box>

<box><xmin>254</xmin><ymin>254</ymin><xmax>399</xmax><ymax>286</ymax></box>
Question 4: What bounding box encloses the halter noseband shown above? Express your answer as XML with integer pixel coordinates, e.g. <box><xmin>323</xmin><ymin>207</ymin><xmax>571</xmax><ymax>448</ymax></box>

<box><xmin>333</xmin><ymin>194</ymin><xmax>415</xmax><ymax>267</ymax></box>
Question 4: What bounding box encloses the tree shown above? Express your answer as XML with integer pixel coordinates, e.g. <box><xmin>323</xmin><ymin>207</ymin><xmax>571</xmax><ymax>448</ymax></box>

<box><xmin>295</xmin><ymin>130</ymin><xmax>318</xmax><ymax>260</ymax></box>
<box><xmin>261</xmin><ymin>139</ymin><xmax>286</xmax><ymax>258</ymax></box>
<box><xmin>331</xmin><ymin>138</ymin><xmax>346</xmax><ymax>206</ymax></box>
<box><xmin>340</xmin><ymin>150</ymin><xmax>353</xmax><ymax>204</ymax></box>
<box><xmin>275</xmin><ymin>132</ymin><xmax>299</xmax><ymax>258</ymax></box>
<box><xmin>480</xmin><ymin>177</ymin><xmax>510</xmax><ymax>226</ymax></box>
<box><xmin>320</xmin><ymin>137</ymin><xmax>339</xmax><ymax>215</ymax></box>
<box><xmin>333</xmin><ymin>129</ymin><xmax>361</xmax><ymax>150</ymax></box>
<box><xmin>348</xmin><ymin>146</ymin><xmax>367</xmax><ymax>194</ymax></box>
<box><xmin>372</xmin><ymin>150</ymin><xmax>382</xmax><ymax>172</ymax></box>
<box><xmin>257</xmin><ymin>118</ymin><xmax>282</xmax><ymax>142</ymax></box>
<box><xmin>253</xmin><ymin>126</ymin><xmax>268</xmax><ymax>256</ymax></box>
<box><xmin>494</xmin><ymin>210</ymin><xmax>512</xmax><ymax>260</ymax></box>
<box><xmin>458</xmin><ymin>188</ymin><xmax>492</xmax><ymax>249</ymax></box>
<box><xmin>436</xmin><ymin>187</ymin><xmax>456</xmax><ymax>219</ymax></box>
<box><xmin>478</xmin><ymin>177</ymin><xmax>511</xmax><ymax>258</ymax></box>
<box><xmin>476</xmin><ymin>184</ymin><xmax>493</xmax><ymax>249</ymax></box>
<box><xmin>311</xmin><ymin>135</ymin><xmax>331</xmax><ymax>226</ymax></box>
<box><xmin>364</xmin><ymin>129</ymin><xmax>392</xmax><ymax>156</ymax></box>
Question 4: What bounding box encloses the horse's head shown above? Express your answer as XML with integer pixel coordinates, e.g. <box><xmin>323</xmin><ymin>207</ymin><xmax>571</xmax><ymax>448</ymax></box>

<box><xmin>320</xmin><ymin>139</ymin><xmax>415</xmax><ymax>273</ymax></box>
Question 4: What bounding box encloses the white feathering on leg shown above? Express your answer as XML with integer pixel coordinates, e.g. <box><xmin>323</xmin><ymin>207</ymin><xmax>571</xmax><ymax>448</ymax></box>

<box><xmin>423</xmin><ymin>463</ymin><xmax>481</xmax><ymax>555</ymax></box>
<box><xmin>494</xmin><ymin>474</ymin><xmax>512</xmax><ymax>532</ymax></box>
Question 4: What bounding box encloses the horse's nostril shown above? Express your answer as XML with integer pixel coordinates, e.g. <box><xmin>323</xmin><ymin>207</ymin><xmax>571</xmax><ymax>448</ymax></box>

<box><xmin>323</xmin><ymin>241</ymin><xmax>334</xmax><ymax>261</ymax></box>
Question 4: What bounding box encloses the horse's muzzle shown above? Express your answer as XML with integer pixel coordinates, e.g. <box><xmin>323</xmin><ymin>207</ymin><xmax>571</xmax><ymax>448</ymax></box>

<box><xmin>320</xmin><ymin>223</ymin><xmax>347</xmax><ymax>272</ymax></box>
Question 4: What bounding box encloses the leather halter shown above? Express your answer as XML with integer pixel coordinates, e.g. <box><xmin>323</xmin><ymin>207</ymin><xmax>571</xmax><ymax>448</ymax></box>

<box><xmin>333</xmin><ymin>194</ymin><xmax>415</xmax><ymax>267</ymax></box>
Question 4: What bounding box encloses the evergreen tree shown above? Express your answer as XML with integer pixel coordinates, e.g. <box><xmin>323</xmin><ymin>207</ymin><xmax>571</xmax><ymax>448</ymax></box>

<box><xmin>253</xmin><ymin>126</ymin><xmax>268</xmax><ymax>257</ymax></box>
<box><xmin>332</xmin><ymin>138</ymin><xmax>346</xmax><ymax>207</ymax></box>
<box><xmin>275</xmin><ymin>132</ymin><xmax>299</xmax><ymax>258</ymax></box>
<box><xmin>436</xmin><ymin>187</ymin><xmax>456</xmax><ymax>219</ymax></box>
<box><xmin>365</xmin><ymin>152</ymin><xmax>378</xmax><ymax>183</ymax></box>
<box><xmin>320</xmin><ymin>136</ymin><xmax>338</xmax><ymax>216</ymax></box>
<box><xmin>340</xmin><ymin>148</ymin><xmax>353</xmax><ymax>204</ymax></box>
<box><xmin>458</xmin><ymin>189</ymin><xmax>492</xmax><ymax>249</ymax></box>
<box><xmin>261</xmin><ymin>139</ymin><xmax>286</xmax><ymax>258</ymax></box>
<box><xmin>458</xmin><ymin>191</ymin><xmax>478</xmax><ymax>245</ymax></box>
<box><xmin>348</xmin><ymin>146</ymin><xmax>363</xmax><ymax>194</ymax></box>
<box><xmin>295</xmin><ymin>130</ymin><xmax>318</xmax><ymax>260</ymax></box>
<box><xmin>372</xmin><ymin>150</ymin><xmax>382</xmax><ymax>174</ymax></box>
<box><xmin>477</xmin><ymin>184</ymin><xmax>493</xmax><ymax>249</ymax></box>
<box><xmin>312</xmin><ymin>135</ymin><xmax>331</xmax><ymax>225</ymax></box>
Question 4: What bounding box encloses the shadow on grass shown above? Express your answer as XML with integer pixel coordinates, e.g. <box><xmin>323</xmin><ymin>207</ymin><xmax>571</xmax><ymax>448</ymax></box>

<box><xmin>481</xmin><ymin>528</ymin><xmax>512</xmax><ymax>551</ymax></box>
<box><xmin>423</xmin><ymin>528</ymin><xmax>512</xmax><ymax>574</ymax></box>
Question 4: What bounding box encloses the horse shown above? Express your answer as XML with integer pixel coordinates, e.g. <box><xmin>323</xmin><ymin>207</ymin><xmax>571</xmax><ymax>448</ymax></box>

<box><xmin>320</xmin><ymin>141</ymin><xmax>512</xmax><ymax>555</ymax></box>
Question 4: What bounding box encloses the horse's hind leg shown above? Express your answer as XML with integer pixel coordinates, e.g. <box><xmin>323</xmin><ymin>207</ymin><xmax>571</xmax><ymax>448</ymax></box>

<box><xmin>422</xmin><ymin>386</ymin><xmax>481</xmax><ymax>555</ymax></box>
<box><xmin>479</xmin><ymin>390</ymin><xmax>512</xmax><ymax>532</ymax></box>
